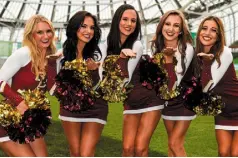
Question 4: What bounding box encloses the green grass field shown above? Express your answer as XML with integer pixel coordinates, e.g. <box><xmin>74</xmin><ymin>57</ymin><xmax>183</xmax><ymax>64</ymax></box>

<box><xmin>0</xmin><ymin>94</ymin><xmax>218</xmax><ymax>157</ymax></box>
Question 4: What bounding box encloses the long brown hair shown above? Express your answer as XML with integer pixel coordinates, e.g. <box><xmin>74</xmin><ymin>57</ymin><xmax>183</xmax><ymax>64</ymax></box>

<box><xmin>151</xmin><ymin>10</ymin><xmax>193</xmax><ymax>74</ymax></box>
<box><xmin>195</xmin><ymin>16</ymin><xmax>226</xmax><ymax>67</ymax></box>
<box><xmin>23</xmin><ymin>15</ymin><xmax>56</xmax><ymax>77</ymax></box>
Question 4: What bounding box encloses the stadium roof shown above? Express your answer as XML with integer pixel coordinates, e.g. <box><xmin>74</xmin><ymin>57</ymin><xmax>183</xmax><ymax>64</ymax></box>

<box><xmin>0</xmin><ymin>0</ymin><xmax>237</xmax><ymax>45</ymax></box>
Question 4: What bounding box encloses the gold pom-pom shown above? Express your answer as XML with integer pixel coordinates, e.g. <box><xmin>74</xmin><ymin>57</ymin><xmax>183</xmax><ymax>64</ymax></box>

<box><xmin>64</xmin><ymin>59</ymin><xmax>90</xmax><ymax>86</ymax></box>
<box><xmin>193</xmin><ymin>94</ymin><xmax>225</xmax><ymax>116</ymax></box>
<box><xmin>0</xmin><ymin>89</ymin><xmax>50</xmax><ymax>128</ymax></box>
<box><xmin>154</xmin><ymin>53</ymin><xmax>166</xmax><ymax>65</ymax></box>
<box><xmin>17</xmin><ymin>89</ymin><xmax>50</xmax><ymax>110</ymax></box>
<box><xmin>153</xmin><ymin>53</ymin><xmax>180</xmax><ymax>100</ymax></box>
<box><xmin>99</xmin><ymin>55</ymin><xmax>132</xmax><ymax>102</ymax></box>
<box><xmin>0</xmin><ymin>101</ymin><xmax>21</xmax><ymax>127</ymax></box>
<box><xmin>62</xmin><ymin>59</ymin><xmax>99</xmax><ymax>97</ymax></box>
<box><xmin>159</xmin><ymin>84</ymin><xmax>181</xmax><ymax>100</ymax></box>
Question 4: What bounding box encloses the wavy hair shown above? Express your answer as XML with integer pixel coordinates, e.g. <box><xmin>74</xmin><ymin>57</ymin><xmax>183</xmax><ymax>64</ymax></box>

<box><xmin>151</xmin><ymin>10</ymin><xmax>193</xmax><ymax>74</ymax></box>
<box><xmin>195</xmin><ymin>16</ymin><xmax>226</xmax><ymax>67</ymax></box>
<box><xmin>23</xmin><ymin>14</ymin><xmax>56</xmax><ymax>77</ymax></box>
<box><xmin>107</xmin><ymin>4</ymin><xmax>142</xmax><ymax>55</ymax></box>
<box><xmin>62</xmin><ymin>11</ymin><xmax>101</xmax><ymax>64</ymax></box>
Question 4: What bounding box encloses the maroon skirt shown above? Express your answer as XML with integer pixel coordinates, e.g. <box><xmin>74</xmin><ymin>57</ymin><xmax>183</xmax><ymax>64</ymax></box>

<box><xmin>59</xmin><ymin>98</ymin><xmax>108</xmax><ymax>124</ymax></box>
<box><xmin>162</xmin><ymin>98</ymin><xmax>196</xmax><ymax>120</ymax></box>
<box><xmin>214</xmin><ymin>95</ymin><xmax>238</xmax><ymax>130</ymax></box>
<box><xmin>215</xmin><ymin>116</ymin><xmax>238</xmax><ymax>130</ymax></box>
<box><xmin>123</xmin><ymin>83</ymin><xmax>164</xmax><ymax>114</ymax></box>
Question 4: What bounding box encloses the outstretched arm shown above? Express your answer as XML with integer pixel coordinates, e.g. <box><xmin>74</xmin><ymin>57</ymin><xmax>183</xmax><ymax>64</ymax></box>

<box><xmin>127</xmin><ymin>41</ymin><xmax>144</xmax><ymax>82</ymax></box>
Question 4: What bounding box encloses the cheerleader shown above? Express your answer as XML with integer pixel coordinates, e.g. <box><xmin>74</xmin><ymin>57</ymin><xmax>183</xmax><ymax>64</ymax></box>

<box><xmin>196</xmin><ymin>16</ymin><xmax>238</xmax><ymax>157</ymax></box>
<box><xmin>55</xmin><ymin>11</ymin><xmax>106</xmax><ymax>157</ymax></box>
<box><xmin>151</xmin><ymin>10</ymin><xmax>196</xmax><ymax>156</ymax></box>
<box><xmin>0</xmin><ymin>15</ymin><xmax>57</xmax><ymax>156</ymax></box>
<box><xmin>99</xmin><ymin>4</ymin><xmax>164</xmax><ymax>156</ymax></box>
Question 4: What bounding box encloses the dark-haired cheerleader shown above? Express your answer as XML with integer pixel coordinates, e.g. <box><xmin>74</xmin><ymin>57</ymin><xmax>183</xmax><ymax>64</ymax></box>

<box><xmin>99</xmin><ymin>4</ymin><xmax>164</xmax><ymax>157</ymax></box>
<box><xmin>54</xmin><ymin>11</ymin><xmax>106</xmax><ymax>157</ymax></box>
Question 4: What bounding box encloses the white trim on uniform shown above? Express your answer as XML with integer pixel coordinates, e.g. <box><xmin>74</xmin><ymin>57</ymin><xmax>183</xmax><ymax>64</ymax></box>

<box><xmin>210</xmin><ymin>46</ymin><xmax>233</xmax><ymax>90</ymax></box>
<box><xmin>162</xmin><ymin>114</ymin><xmax>196</xmax><ymax>120</ymax></box>
<box><xmin>215</xmin><ymin>125</ymin><xmax>238</xmax><ymax>130</ymax></box>
<box><xmin>98</xmin><ymin>42</ymin><xmax>107</xmax><ymax>81</ymax></box>
<box><xmin>0</xmin><ymin>46</ymin><xmax>31</xmax><ymax>87</ymax></box>
<box><xmin>128</xmin><ymin>41</ymin><xmax>143</xmax><ymax>83</ymax></box>
<box><xmin>123</xmin><ymin>105</ymin><xmax>164</xmax><ymax>115</ymax></box>
<box><xmin>175</xmin><ymin>43</ymin><xmax>194</xmax><ymax>86</ymax></box>
<box><xmin>0</xmin><ymin>136</ymin><xmax>10</xmax><ymax>142</ymax></box>
<box><xmin>59</xmin><ymin>115</ymin><xmax>106</xmax><ymax>125</ymax></box>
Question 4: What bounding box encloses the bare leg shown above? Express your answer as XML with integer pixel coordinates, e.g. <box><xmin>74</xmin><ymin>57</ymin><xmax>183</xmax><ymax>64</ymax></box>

<box><xmin>169</xmin><ymin>120</ymin><xmax>191</xmax><ymax>157</ymax></box>
<box><xmin>216</xmin><ymin>129</ymin><xmax>232</xmax><ymax>156</ymax></box>
<box><xmin>231</xmin><ymin>130</ymin><xmax>238</xmax><ymax>157</ymax></box>
<box><xmin>0</xmin><ymin>140</ymin><xmax>35</xmax><ymax>157</ymax></box>
<box><xmin>80</xmin><ymin>122</ymin><xmax>104</xmax><ymax>157</ymax></box>
<box><xmin>29</xmin><ymin>137</ymin><xmax>48</xmax><ymax>156</ymax></box>
<box><xmin>163</xmin><ymin>119</ymin><xmax>176</xmax><ymax>157</ymax></box>
<box><xmin>135</xmin><ymin>110</ymin><xmax>161</xmax><ymax>157</ymax></box>
<box><xmin>164</xmin><ymin>120</ymin><xmax>191</xmax><ymax>157</ymax></box>
<box><xmin>61</xmin><ymin>121</ymin><xmax>82</xmax><ymax>157</ymax></box>
<box><xmin>122</xmin><ymin>114</ymin><xmax>141</xmax><ymax>157</ymax></box>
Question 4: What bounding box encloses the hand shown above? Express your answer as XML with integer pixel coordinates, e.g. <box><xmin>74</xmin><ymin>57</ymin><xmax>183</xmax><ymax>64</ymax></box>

<box><xmin>16</xmin><ymin>100</ymin><xmax>29</xmax><ymax>115</ymax></box>
<box><xmin>86</xmin><ymin>58</ymin><xmax>100</xmax><ymax>70</ymax></box>
<box><xmin>162</xmin><ymin>47</ymin><xmax>177</xmax><ymax>56</ymax></box>
<box><xmin>46</xmin><ymin>51</ymin><xmax>63</xmax><ymax>60</ymax></box>
<box><xmin>120</xmin><ymin>49</ymin><xmax>136</xmax><ymax>58</ymax></box>
<box><xmin>197</xmin><ymin>52</ymin><xmax>214</xmax><ymax>60</ymax></box>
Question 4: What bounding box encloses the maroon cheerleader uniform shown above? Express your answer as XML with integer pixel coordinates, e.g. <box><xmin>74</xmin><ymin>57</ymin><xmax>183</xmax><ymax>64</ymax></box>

<box><xmin>58</xmin><ymin>69</ymin><xmax>108</xmax><ymax>124</ymax></box>
<box><xmin>0</xmin><ymin>46</ymin><xmax>57</xmax><ymax>142</ymax></box>
<box><xmin>162</xmin><ymin>43</ymin><xmax>196</xmax><ymax>120</ymax></box>
<box><xmin>201</xmin><ymin>46</ymin><xmax>238</xmax><ymax>130</ymax></box>
<box><xmin>124</xmin><ymin>57</ymin><xmax>164</xmax><ymax>114</ymax></box>
<box><xmin>58</xmin><ymin>43</ymin><xmax>108</xmax><ymax>124</ymax></box>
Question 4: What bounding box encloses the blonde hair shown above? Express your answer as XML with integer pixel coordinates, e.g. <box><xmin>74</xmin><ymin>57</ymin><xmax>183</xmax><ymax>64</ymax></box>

<box><xmin>23</xmin><ymin>15</ymin><xmax>56</xmax><ymax>78</ymax></box>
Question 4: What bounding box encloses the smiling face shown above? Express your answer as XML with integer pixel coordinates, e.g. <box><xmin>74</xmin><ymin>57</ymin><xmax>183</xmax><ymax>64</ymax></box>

<box><xmin>199</xmin><ymin>19</ymin><xmax>218</xmax><ymax>52</ymax></box>
<box><xmin>119</xmin><ymin>9</ymin><xmax>137</xmax><ymax>43</ymax></box>
<box><xmin>162</xmin><ymin>14</ymin><xmax>182</xmax><ymax>45</ymax></box>
<box><xmin>77</xmin><ymin>16</ymin><xmax>95</xmax><ymax>44</ymax></box>
<box><xmin>33</xmin><ymin>21</ymin><xmax>53</xmax><ymax>50</ymax></box>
